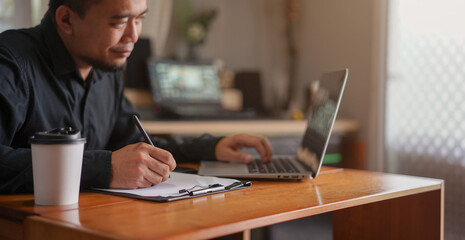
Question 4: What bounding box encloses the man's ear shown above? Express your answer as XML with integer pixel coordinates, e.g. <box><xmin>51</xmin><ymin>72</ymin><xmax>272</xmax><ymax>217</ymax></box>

<box><xmin>55</xmin><ymin>5</ymin><xmax>74</xmax><ymax>35</ymax></box>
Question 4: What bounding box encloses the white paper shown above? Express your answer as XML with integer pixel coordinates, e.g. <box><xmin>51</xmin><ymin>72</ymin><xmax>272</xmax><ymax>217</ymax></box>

<box><xmin>95</xmin><ymin>172</ymin><xmax>239</xmax><ymax>197</ymax></box>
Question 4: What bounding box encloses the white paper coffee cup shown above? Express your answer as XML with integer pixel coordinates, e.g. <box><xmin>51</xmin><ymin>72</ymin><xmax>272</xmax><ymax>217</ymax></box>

<box><xmin>29</xmin><ymin>128</ymin><xmax>86</xmax><ymax>205</ymax></box>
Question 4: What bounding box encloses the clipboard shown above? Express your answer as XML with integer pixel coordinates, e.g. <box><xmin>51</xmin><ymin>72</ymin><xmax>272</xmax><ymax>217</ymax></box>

<box><xmin>93</xmin><ymin>172</ymin><xmax>251</xmax><ymax>202</ymax></box>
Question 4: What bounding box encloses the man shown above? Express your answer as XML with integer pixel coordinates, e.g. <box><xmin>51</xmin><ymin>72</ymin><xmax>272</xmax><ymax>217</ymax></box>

<box><xmin>0</xmin><ymin>0</ymin><xmax>272</xmax><ymax>193</ymax></box>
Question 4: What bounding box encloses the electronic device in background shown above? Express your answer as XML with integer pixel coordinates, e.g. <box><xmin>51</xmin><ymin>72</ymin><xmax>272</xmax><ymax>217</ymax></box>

<box><xmin>147</xmin><ymin>59</ymin><xmax>255</xmax><ymax>120</ymax></box>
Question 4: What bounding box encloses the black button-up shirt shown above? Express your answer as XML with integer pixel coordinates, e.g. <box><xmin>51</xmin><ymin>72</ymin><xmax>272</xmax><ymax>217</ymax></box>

<box><xmin>0</xmin><ymin>14</ymin><xmax>220</xmax><ymax>193</ymax></box>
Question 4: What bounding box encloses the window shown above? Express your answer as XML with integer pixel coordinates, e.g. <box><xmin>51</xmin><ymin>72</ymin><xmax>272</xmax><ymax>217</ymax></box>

<box><xmin>0</xmin><ymin>0</ymin><xmax>15</xmax><ymax>32</ymax></box>
<box><xmin>386</xmin><ymin>0</ymin><xmax>465</xmax><ymax>238</ymax></box>
<box><xmin>0</xmin><ymin>0</ymin><xmax>46</xmax><ymax>33</ymax></box>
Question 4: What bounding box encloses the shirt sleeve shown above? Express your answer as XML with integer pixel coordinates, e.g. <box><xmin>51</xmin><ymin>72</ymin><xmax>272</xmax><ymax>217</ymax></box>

<box><xmin>105</xmin><ymin>74</ymin><xmax>223</xmax><ymax>163</ymax></box>
<box><xmin>0</xmin><ymin>46</ymin><xmax>34</xmax><ymax>193</ymax></box>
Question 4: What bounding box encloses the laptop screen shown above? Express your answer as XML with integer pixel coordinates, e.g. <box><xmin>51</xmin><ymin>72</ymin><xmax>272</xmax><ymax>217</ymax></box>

<box><xmin>297</xmin><ymin>69</ymin><xmax>348</xmax><ymax>178</ymax></box>
<box><xmin>147</xmin><ymin>59</ymin><xmax>222</xmax><ymax>105</ymax></box>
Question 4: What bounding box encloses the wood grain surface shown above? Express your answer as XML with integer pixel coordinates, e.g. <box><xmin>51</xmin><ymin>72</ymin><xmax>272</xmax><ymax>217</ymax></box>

<box><xmin>16</xmin><ymin>167</ymin><xmax>443</xmax><ymax>240</ymax></box>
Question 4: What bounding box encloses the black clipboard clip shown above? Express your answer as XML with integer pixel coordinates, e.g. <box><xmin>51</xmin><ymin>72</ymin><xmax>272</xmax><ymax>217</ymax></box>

<box><xmin>178</xmin><ymin>181</ymin><xmax>251</xmax><ymax>196</ymax></box>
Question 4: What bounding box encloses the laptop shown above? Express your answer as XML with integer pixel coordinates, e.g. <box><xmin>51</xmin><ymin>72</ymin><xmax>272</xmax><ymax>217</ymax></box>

<box><xmin>147</xmin><ymin>59</ymin><xmax>255</xmax><ymax>119</ymax></box>
<box><xmin>198</xmin><ymin>69</ymin><xmax>349</xmax><ymax>179</ymax></box>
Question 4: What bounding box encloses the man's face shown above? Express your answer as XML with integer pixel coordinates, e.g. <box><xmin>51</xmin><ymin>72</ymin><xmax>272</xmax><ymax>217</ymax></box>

<box><xmin>71</xmin><ymin>0</ymin><xmax>147</xmax><ymax>70</ymax></box>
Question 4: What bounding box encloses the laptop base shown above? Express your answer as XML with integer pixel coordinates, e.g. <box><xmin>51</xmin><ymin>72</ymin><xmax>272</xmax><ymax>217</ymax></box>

<box><xmin>198</xmin><ymin>161</ymin><xmax>310</xmax><ymax>180</ymax></box>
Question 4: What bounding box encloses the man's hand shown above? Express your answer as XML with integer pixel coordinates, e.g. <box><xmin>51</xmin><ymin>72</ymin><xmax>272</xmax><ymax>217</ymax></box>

<box><xmin>215</xmin><ymin>133</ymin><xmax>272</xmax><ymax>163</ymax></box>
<box><xmin>110</xmin><ymin>143</ymin><xmax>176</xmax><ymax>189</ymax></box>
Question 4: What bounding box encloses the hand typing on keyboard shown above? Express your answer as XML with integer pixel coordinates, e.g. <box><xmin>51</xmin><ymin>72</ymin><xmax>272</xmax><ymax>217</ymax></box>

<box><xmin>215</xmin><ymin>133</ymin><xmax>272</xmax><ymax>163</ymax></box>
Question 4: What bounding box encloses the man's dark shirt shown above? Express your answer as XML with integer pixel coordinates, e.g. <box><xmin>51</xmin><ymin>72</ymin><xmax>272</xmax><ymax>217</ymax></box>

<box><xmin>0</xmin><ymin>14</ymin><xmax>221</xmax><ymax>193</ymax></box>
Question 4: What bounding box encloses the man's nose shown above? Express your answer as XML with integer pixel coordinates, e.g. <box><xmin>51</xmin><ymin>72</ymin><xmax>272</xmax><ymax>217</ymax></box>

<box><xmin>123</xmin><ymin>19</ymin><xmax>139</xmax><ymax>43</ymax></box>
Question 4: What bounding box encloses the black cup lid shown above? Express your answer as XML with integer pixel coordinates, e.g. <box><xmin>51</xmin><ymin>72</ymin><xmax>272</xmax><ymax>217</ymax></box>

<box><xmin>29</xmin><ymin>127</ymin><xmax>86</xmax><ymax>144</ymax></box>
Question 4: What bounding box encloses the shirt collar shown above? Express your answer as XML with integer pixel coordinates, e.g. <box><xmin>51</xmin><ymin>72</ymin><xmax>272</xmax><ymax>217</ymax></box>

<box><xmin>40</xmin><ymin>12</ymin><xmax>78</xmax><ymax>76</ymax></box>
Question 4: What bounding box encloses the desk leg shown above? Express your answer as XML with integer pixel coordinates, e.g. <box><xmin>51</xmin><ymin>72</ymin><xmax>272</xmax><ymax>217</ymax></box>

<box><xmin>333</xmin><ymin>189</ymin><xmax>444</xmax><ymax>240</ymax></box>
<box><xmin>235</xmin><ymin>229</ymin><xmax>250</xmax><ymax>240</ymax></box>
<box><xmin>214</xmin><ymin>229</ymin><xmax>250</xmax><ymax>240</ymax></box>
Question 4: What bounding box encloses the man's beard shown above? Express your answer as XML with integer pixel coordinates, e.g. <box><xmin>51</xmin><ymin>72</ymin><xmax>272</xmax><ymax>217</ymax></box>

<box><xmin>78</xmin><ymin>55</ymin><xmax>126</xmax><ymax>72</ymax></box>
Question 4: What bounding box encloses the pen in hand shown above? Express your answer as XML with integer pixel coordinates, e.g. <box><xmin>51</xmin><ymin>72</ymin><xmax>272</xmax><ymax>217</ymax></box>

<box><xmin>132</xmin><ymin>115</ymin><xmax>154</xmax><ymax>146</ymax></box>
<box><xmin>132</xmin><ymin>114</ymin><xmax>170</xmax><ymax>179</ymax></box>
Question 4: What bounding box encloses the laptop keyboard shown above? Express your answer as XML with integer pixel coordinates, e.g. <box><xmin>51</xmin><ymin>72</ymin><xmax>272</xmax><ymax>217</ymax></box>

<box><xmin>247</xmin><ymin>158</ymin><xmax>299</xmax><ymax>174</ymax></box>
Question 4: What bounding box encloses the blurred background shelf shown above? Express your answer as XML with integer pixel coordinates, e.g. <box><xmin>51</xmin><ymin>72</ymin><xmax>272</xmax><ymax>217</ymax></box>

<box><xmin>140</xmin><ymin>119</ymin><xmax>358</xmax><ymax>137</ymax></box>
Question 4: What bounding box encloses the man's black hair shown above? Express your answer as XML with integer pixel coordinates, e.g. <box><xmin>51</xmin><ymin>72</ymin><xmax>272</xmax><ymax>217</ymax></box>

<box><xmin>48</xmin><ymin>0</ymin><xmax>101</xmax><ymax>18</ymax></box>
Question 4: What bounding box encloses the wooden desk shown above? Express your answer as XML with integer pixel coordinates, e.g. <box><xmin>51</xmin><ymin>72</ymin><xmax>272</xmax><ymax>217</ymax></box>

<box><xmin>0</xmin><ymin>167</ymin><xmax>443</xmax><ymax>240</ymax></box>
<box><xmin>141</xmin><ymin>119</ymin><xmax>359</xmax><ymax>137</ymax></box>
<box><xmin>0</xmin><ymin>193</ymin><xmax>134</xmax><ymax>240</ymax></box>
